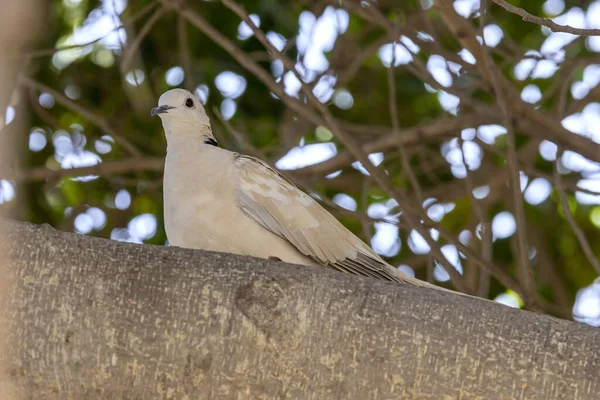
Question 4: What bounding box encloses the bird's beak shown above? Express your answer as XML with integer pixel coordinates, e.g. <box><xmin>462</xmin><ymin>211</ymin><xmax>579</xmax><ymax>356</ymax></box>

<box><xmin>151</xmin><ymin>105</ymin><xmax>175</xmax><ymax>116</ymax></box>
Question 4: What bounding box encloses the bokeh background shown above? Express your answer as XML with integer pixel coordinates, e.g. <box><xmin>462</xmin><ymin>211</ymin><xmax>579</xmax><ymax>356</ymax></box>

<box><xmin>2</xmin><ymin>0</ymin><xmax>600</xmax><ymax>324</ymax></box>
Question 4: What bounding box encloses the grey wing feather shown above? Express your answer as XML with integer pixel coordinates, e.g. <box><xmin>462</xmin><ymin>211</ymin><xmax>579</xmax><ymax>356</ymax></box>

<box><xmin>234</xmin><ymin>155</ymin><xmax>427</xmax><ymax>287</ymax></box>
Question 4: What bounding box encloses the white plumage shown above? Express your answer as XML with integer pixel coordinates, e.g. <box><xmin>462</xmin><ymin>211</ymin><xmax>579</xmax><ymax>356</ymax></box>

<box><xmin>154</xmin><ymin>88</ymin><xmax>432</xmax><ymax>287</ymax></box>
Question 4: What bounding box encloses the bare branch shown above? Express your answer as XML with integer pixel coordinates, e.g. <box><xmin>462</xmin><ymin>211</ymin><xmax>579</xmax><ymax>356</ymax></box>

<box><xmin>220</xmin><ymin>0</ymin><xmax>472</xmax><ymax>292</ymax></box>
<box><xmin>179</xmin><ymin>5</ymin><xmax>324</xmax><ymax>129</ymax></box>
<box><xmin>433</xmin><ymin>0</ymin><xmax>600</xmax><ymax>164</ymax></box>
<box><xmin>1</xmin><ymin>157</ymin><xmax>164</xmax><ymax>183</ymax></box>
<box><xmin>432</xmin><ymin>0</ymin><xmax>542</xmax><ymax>301</ymax></box>
<box><xmin>490</xmin><ymin>0</ymin><xmax>600</xmax><ymax>36</ymax></box>
<box><xmin>552</xmin><ymin>85</ymin><xmax>600</xmax><ymax>277</ymax></box>
<box><xmin>480</xmin><ymin>0</ymin><xmax>536</xmax><ymax>303</ymax></box>
<box><xmin>567</xmin><ymin>85</ymin><xmax>600</xmax><ymax>115</ymax></box>
<box><xmin>212</xmin><ymin>107</ymin><xmax>266</xmax><ymax>159</ymax></box>
<box><xmin>387</xmin><ymin>48</ymin><xmax>423</xmax><ymax>202</ymax></box>
<box><xmin>297</xmin><ymin>113</ymin><xmax>496</xmax><ymax>177</ymax></box>
<box><xmin>219</xmin><ymin>0</ymin><xmax>529</xmax><ymax>296</ymax></box>
<box><xmin>553</xmin><ymin>161</ymin><xmax>600</xmax><ymax>276</ymax></box>
<box><xmin>178</xmin><ymin>14</ymin><xmax>195</xmax><ymax>91</ymax></box>
<box><xmin>459</xmin><ymin>136</ymin><xmax>490</xmax><ymax>296</ymax></box>
<box><xmin>20</xmin><ymin>1</ymin><xmax>160</xmax><ymax>59</ymax></box>
<box><xmin>121</xmin><ymin>6</ymin><xmax>166</xmax><ymax>72</ymax></box>
<box><xmin>19</xmin><ymin>77</ymin><xmax>141</xmax><ymax>157</ymax></box>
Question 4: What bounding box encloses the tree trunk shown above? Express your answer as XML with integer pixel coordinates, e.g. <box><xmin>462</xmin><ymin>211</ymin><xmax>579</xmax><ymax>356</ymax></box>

<box><xmin>0</xmin><ymin>1</ymin><xmax>46</xmax><ymax>398</ymax></box>
<box><xmin>0</xmin><ymin>220</ymin><xmax>599</xmax><ymax>399</ymax></box>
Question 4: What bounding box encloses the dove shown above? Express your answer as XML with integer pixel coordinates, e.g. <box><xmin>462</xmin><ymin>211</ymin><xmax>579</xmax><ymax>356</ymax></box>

<box><xmin>152</xmin><ymin>88</ymin><xmax>435</xmax><ymax>288</ymax></box>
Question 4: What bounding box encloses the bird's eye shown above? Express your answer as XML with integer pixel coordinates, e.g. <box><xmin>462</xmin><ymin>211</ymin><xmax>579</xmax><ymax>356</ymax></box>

<box><xmin>185</xmin><ymin>98</ymin><xmax>194</xmax><ymax>108</ymax></box>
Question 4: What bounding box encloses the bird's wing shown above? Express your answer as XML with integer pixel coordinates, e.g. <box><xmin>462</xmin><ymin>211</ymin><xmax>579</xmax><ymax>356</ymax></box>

<box><xmin>234</xmin><ymin>155</ymin><xmax>428</xmax><ymax>287</ymax></box>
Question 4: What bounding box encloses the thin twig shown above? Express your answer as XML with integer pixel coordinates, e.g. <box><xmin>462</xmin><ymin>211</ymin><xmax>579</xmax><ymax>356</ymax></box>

<box><xmin>21</xmin><ymin>1</ymin><xmax>160</xmax><ymax>58</ymax></box>
<box><xmin>221</xmin><ymin>0</ymin><xmax>469</xmax><ymax>291</ymax></box>
<box><xmin>387</xmin><ymin>44</ymin><xmax>423</xmax><ymax>202</ymax></box>
<box><xmin>212</xmin><ymin>104</ymin><xmax>394</xmax><ymax>230</ymax></box>
<box><xmin>433</xmin><ymin>0</ymin><xmax>544</xmax><ymax>304</ymax></box>
<box><xmin>221</xmin><ymin>0</ymin><xmax>527</xmax><ymax>295</ymax></box>
<box><xmin>27</xmin><ymin>86</ymin><xmax>59</xmax><ymax>129</ymax></box>
<box><xmin>212</xmin><ymin>107</ymin><xmax>266</xmax><ymax>159</ymax></box>
<box><xmin>567</xmin><ymin>85</ymin><xmax>600</xmax><ymax>115</ymax></box>
<box><xmin>490</xmin><ymin>0</ymin><xmax>600</xmax><ymax>36</ymax></box>
<box><xmin>551</xmin><ymin>70</ymin><xmax>600</xmax><ymax>278</ymax></box>
<box><xmin>178</xmin><ymin>14</ymin><xmax>195</xmax><ymax>91</ymax></box>
<box><xmin>482</xmin><ymin>0</ymin><xmax>536</xmax><ymax>301</ymax></box>
<box><xmin>296</xmin><ymin>113</ymin><xmax>496</xmax><ymax>177</ymax></box>
<box><xmin>19</xmin><ymin>77</ymin><xmax>141</xmax><ymax>156</ymax></box>
<box><xmin>459</xmin><ymin>137</ymin><xmax>491</xmax><ymax>296</ymax></box>
<box><xmin>121</xmin><ymin>6</ymin><xmax>166</xmax><ymax>72</ymax></box>
<box><xmin>360</xmin><ymin>178</ymin><xmax>373</xmax><ymax>243</ymax></box>
<box><xmin>530</xmin><ymin>224</ymin><xmax>572</xmax><ymax>313</ymax></box>
<box><xmin>553</xmin><ymin>162</ymin><xmax>600</xmax><ymax>276</ymax></box>
<box><xmin>475</xmin><ymin>138</ymin><xmax>600</xmax><ymax>198</ymax></box>
<box><xmin>1</xmin><ymin>157</ymin><xmax>164</xmax><ymax>183</ymax></box>
<box><xmin>433</xmin><ymin>0</ymin><xmax>600</xmax><ymax>164</ymax></box>
<box><xmin>179</xmin><ymin>5</ymin><xmax>324</xmax><ymax>129</ymax></box>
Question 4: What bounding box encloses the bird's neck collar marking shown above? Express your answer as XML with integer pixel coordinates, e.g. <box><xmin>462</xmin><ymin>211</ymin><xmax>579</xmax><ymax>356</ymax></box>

<box><xmin>204</xmin><ymin>137</ymin><xmax>218</xmax><ymax>147</ymax></box>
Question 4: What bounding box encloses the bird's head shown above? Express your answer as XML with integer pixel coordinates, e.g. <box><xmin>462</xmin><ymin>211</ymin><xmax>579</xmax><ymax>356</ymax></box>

<box><xmin>152</xmin><ymin>89</ymin><xmax>212</xmax><ymax>139</ymax></box>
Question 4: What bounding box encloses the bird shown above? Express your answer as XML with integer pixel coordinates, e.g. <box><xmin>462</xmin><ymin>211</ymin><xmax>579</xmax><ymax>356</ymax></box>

<box><xmin>152</xmin><ymin>88</ymin><xmax>437</xmax><ymax>289</ymax></box>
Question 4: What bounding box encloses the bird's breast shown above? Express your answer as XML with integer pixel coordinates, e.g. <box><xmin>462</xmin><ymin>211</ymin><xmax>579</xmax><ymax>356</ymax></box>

<box><xmin>162</xmin><ymin>148</ymin><xmax>316</xmax><ymax>266</ymax></box>
<box><xmin>164</xmin><ymin>148</ymin><xmax>234</xmax><ymax>248</ymax></box>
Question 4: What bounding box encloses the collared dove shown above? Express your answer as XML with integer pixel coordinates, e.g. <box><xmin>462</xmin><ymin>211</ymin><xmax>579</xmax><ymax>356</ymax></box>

<box><xmin>152</xmin><ymin>88</ymin><xmax>436</xmax><ymax>289</ymax></box>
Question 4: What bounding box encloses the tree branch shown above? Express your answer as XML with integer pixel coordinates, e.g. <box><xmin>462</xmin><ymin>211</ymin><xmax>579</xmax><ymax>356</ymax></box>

<box><xmin>1</xmin><ymin>220</ymin><xmax>599</xmax><ymax>398</ymax></box>
<box><xmin>490</xmin><ymin>0</ymin><xmax>600</xmax><ymax>36</ymax></box>
<box><xmin>19</xmin><ymin>77</ymin><xmax>142</xmax><ymax>157</ymax></box>
<box><xmin>1</xmin><ymin>157</ymin><xmax>164</xmax><ymax>183</ymax></box>
<box><xmin>387</xmin><ymin>47</ymin><xmax>423</xmax><ymax>202</ymax></box>
<box><xmin>19</xmin><ymin>1</ymin><xmax>160</xmax><ymax>59</ymax></box>
<box><xmin>220</xmin><ymin>0</ymin><xmax>474</xmax><ymax>293</ymax></box>
<box><xmin>296</xmin><ymin>113</ymin><xmax>496</xmax><ymax>177</ymax></box>
<box><xmin>433</xmin><ymin>0</ymin><xmax>600</xmax><ymax>164</ymax></box>
<box><xmin>121</xmin><ymin>5</ymin><xmax>166</xmax><ymax>72</ymax></box>
<box><xmin>479</xmin><ymin>0</ymin><xmax>536</xmax><ymax>304</ymax></box>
